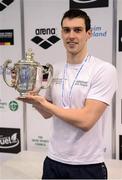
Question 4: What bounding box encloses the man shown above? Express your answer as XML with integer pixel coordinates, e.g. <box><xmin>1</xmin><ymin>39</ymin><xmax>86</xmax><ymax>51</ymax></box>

<box><xmin>18</xmin><ymin>9</ymin><xmax>118</xmax><ymax>179</ymax></box>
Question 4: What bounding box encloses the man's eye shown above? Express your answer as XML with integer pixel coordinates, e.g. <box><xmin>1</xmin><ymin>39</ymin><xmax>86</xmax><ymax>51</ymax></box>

<box><xmin>74</xmin><ymin>28</ymin><xmax>82</xmax><ymax>33</ymax></box>
<box><xmin>63</xmin><ymin>28</ymin><xmax>70</xmax><ymax>33</ymax></box>
<box><xmin>62</xmin><ymin>27</ymin><xmax>83</xmax><ymax>33</ymax></box>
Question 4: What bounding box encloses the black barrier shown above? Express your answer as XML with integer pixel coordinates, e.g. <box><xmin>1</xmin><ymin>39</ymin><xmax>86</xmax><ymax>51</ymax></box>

<box><xmin>119</xmin><ymin>135</ymin><xmax>122</xmax><ymax>160</ymax></box>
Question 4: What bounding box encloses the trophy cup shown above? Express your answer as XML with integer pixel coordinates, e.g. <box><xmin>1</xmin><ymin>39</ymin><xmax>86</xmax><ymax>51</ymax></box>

<box><xmin>2</xmin><ymin>49</ymin><xmax>53</xmax><ymax>97</ymax></box>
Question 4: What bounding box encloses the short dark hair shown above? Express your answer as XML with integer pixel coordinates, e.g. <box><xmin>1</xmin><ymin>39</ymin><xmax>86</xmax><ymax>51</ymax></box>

<box><xmin>61</xmin><ymin>9</ymin><xmax>91</xmax><ymax>32</ymax></box>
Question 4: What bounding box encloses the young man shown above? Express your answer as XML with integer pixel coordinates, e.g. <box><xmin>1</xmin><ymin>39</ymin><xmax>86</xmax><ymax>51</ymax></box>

<box><xmin>18</xmin><ymin>9</ymin><xmax>118</xmax><ymax>179</ymax></box>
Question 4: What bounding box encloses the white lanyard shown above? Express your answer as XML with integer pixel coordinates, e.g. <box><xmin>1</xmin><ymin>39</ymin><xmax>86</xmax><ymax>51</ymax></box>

<box><xmin>61</xmin><ymin>55</ymin><xmax>89</xmax><ymax>108</ymax></box>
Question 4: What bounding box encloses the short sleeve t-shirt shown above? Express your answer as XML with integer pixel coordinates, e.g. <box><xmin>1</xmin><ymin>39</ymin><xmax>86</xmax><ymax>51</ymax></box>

<box><xmin>45</xmin><ymin>56</ymin><xmax>118</xmax><ymax>165</ymax></box>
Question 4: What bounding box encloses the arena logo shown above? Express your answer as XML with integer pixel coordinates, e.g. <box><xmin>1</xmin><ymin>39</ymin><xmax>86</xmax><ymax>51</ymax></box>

<box><xmin>0</xmin><ymin>128</ymin><xmax>21</xmax><ymax>153</ymax></box>
<box><xmin>0</xmin><ymin>0</ymin><xmax>14</xmax><ymax>11</ymax></box>
<box><xmin>31</xmin><ymin>28</ymin><xmax>60</xmax><ymax>49</ymax></box>
<box><xmin>70</xmin><ymin>0</ymin><xmax>109</xmax><ymax>9</ymax></box>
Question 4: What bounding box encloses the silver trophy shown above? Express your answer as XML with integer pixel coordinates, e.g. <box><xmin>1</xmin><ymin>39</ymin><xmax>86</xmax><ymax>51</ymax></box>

<box><xmin>2</xmin><ymin>49</ymin><xmax>53</xmax><ymax>96</ymax></box>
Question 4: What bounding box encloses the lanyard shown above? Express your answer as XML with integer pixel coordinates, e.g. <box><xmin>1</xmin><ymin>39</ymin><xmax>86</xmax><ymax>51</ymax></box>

<box><xmin>61</xmin><ymin>55</ymin><xmax>89</xmax><ymax>108</ymax></box>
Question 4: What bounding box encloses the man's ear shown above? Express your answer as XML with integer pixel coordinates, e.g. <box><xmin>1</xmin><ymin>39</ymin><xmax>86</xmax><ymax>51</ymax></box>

<box><xmin>87</xmin><ymin>29</ymin><xmax>92</xmax><ymax>39</ymax></box>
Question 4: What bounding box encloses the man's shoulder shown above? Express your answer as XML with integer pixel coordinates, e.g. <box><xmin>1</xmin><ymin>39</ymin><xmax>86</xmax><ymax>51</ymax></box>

<box><xmin>90</xmin><ymin>55</ymin><xmax>116</xmax><ymax>70</ymax></box>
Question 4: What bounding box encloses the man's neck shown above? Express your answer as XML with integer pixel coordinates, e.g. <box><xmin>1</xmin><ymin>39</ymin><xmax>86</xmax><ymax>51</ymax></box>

<box><xmin>67</xmin><ymin>50</ymin><xmax>88</xmax><ymax>64</ymax></box>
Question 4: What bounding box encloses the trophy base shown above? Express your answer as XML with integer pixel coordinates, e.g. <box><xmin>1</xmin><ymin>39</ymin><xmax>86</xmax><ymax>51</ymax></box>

<box><xmin>19</xmin><ymin>91</ymin><xmax>38</xmax><ymax>97</ymax></box>
<box><xmin>19</xmin><ymin>92</ymin><xmax>29</xmax><ymax>97</ymax></box>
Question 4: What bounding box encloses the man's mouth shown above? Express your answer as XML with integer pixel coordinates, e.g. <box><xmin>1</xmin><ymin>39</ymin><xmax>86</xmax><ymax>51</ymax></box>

<box><xmin>67</xmin><ymin>42</ymin><xmax>78</xmax><ymax>46</ymax></box>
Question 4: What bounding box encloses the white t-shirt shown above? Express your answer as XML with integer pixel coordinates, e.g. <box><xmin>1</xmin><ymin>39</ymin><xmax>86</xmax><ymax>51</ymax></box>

<box><xmin>45</xmin><ymin>55</ymin><xmax>118</xmax><ymax>165</ymax></box>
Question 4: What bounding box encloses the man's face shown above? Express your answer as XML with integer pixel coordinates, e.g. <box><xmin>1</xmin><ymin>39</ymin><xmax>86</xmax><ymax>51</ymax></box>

<box><xmin>61</xmin><ymin>17</ymin><xmax>92</xmax><ymax>55</ymax></box>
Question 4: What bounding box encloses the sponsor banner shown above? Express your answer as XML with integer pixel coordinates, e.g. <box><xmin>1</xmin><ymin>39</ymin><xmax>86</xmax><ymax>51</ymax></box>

<box><xmin>23</xmin><ymin>0</ymin><xmax>68</xmax><ymax>151</ymax></box>
<box><xmin>0</xmin><ymin>29</ymin><xmax>14</xmax><ymax>45</ymax></box>
<box><xmin>0</xmin><ymin>127</ymin><xmax>21</xmax><ymax>153</ymax></box>
<box><xmin>26</xmin><ymin>102</ymin><xmax>52</xmax><ymax>151</ymax></box>
<box><xmin>119</xmin><ymin>20</ymin><xmax>122</xmax><ymax>51</ymax></box>
<box><xmin>70</xmin><ymin>0</ymin><xmax>109</xmax><ymax>9</ymax></box>
<box><xmin>0</xmin><ymin>0</ymin><xmax>24</xmax><ymax>161</ymax></box>
<box><xmin>87</xmin><ymin>0</ymin><xmax>115</xmax><ymax>158</ymax></box>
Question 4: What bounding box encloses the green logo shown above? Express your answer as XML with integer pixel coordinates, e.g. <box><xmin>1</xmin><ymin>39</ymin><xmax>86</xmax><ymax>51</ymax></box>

<box><xmin>9</xmin><ymin>101</ymin><xmax>18</xmax><ymax>111</ymax></box>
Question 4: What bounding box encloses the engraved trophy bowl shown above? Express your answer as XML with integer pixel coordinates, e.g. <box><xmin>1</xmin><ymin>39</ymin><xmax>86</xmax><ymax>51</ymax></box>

<box><xmin>2</xmin><ymin>49</ymin><xmax>53</xmax><ymax>97</ymax></box>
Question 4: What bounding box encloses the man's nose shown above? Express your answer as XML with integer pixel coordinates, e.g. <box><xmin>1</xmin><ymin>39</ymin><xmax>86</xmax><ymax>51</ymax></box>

<box><xmin>68</xmin><ymin>30</ymin><xmax>75</xmax><ymax>38</ymax></box>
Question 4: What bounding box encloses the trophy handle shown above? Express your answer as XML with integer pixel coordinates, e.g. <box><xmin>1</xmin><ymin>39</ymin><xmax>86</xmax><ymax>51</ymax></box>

<box><xmin>2</xmin><ymin>60</ymin><xmax>16</xmax><ymax>87</ymax></box>
<box><xmin>42</xmin><ymin>63</ymin><xmax>53</xmax><ymax>89</ymax></box>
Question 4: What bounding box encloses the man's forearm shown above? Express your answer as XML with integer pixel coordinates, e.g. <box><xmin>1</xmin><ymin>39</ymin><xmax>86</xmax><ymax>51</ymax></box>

<box><xmin>40</xmin><ymin>99</ymin><xmax>107</xmax><ymax>131</ymax></box>
<box><xmin>33</xmin><ymin>104</ymin><xmax>53</xmax><ymax>119</ymax></box>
